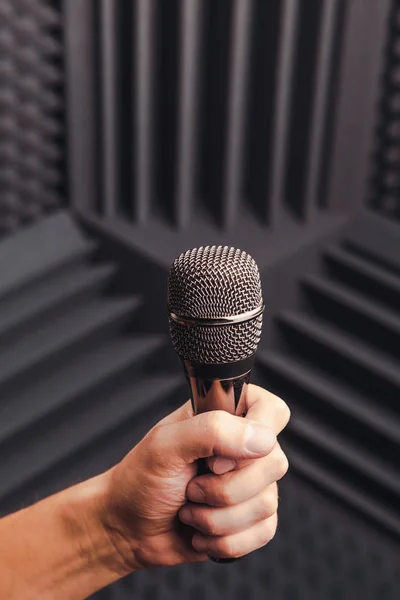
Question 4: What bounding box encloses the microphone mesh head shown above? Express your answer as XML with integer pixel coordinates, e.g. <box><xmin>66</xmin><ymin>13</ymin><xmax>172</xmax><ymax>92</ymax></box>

<box><xmin>167</xmin><ymin>246</ymin><xmax>263</xmax><ymax>363</ymax></box>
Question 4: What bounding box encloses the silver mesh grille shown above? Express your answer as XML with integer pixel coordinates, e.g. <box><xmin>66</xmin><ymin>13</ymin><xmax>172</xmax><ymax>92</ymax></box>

<box><xmin>167</xmin><ymin>246</ymin><xmax>263</xmax><ymax>363</ymax></box>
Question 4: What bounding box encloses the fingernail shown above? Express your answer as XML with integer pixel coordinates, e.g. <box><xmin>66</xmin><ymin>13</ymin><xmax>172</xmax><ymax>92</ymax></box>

<box><xmin>245</xmin><ymin>423</ymin><xmax>275</xmax><ymax>454</ymax></box>
<box><xmin>179</xmin><ymin>505</ymin><xmax>192</xmax><ymax>523</ymax></box>
<box><xmin>188</xmin><ymin>483</ymin><xmax>205</xmax><ymax>503</ymax></box>
<box><xmin>212</xmin><ymin>457</ymin><xmax>236</xmax><ymax>475</ymax></box>
<box><xmin>192</xmin><ymin>533</ymin><xmax>208</xmax><ymax>553</ymax></box>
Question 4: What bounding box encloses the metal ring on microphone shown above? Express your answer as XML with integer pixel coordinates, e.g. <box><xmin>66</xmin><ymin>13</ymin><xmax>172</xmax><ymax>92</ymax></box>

<box><xmin>169</xmin><ymin>303</ymin><xmax>264</xmax><ymax>327</ymax></box>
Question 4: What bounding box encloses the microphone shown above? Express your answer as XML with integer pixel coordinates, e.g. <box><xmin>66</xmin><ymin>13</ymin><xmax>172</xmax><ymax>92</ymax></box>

<box><xmin>167</xmin><ymin>245</ymin><xmax>264</xmax><ymax>563</ymax></box>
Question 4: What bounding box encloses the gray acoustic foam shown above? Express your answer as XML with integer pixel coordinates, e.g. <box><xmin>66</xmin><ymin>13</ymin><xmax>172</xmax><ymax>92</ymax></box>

<box><xmin>0</xmin><ymin>213</ymin><xmax>399</xmax><ymax>599</ymax></box>
<box><xmin>369</xmin><ymin>0</ymin><xmax>400</xmax><ymax>219</ymax></box>
<box><xmin>0</xmin><ymin>0</ymin><xmax>64</xmax><ymax>238</ymax></box>
<box><xmin>0</xmin><ymin>212</ymin><xmax>181</xmax><ymax>516</ymax></box>
<box><xmin>65</xmin><ymin>0</ymin><xmax>366</xmax><ymax>228</ymax></box>
<box><xmin>63</xmin><ymin>0</ymin><xmax>390</xmax><ymax>274</ymax></box>
<box><xmin>257</xmin><ymin>210</ymin><xmax>400</xmax><ymax>538</ymax></box>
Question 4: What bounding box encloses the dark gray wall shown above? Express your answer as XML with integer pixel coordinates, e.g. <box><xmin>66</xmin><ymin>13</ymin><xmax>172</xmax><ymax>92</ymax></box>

<box><xmin>0</xmin><ymin>0</ymin><xmax>65</xmax><ymax>237</ymax></box>
<box><xmin>64</xmin><ymin>0</ymin><xmax>389</xmax><ymax>263</ymax></box>
<box><xmin>1</xmin><ymin>2</ymin><xmax>400</xmax><ymax>600</ymax></box>
<box><xmin>368</xmin><ymin>0</ymin><xmax>400</xmax><ymax>221</ymax></box>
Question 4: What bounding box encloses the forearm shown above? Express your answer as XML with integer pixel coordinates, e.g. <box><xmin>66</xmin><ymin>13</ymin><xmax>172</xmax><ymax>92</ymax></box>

<box><xmin>0</xmin><ymin>471</ymin><xmax>135</xmax><ymax>600</ymax></box>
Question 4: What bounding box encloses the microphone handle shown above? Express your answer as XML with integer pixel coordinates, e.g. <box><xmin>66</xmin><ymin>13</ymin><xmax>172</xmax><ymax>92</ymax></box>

<box><xmin>184</xmin><ymin>362</ymin><xmax>252</xmax><ymax>564</ymax></box>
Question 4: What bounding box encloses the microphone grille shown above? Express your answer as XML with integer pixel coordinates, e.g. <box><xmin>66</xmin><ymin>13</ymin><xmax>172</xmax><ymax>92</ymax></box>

<box><xmin>167</xmin><ymin>246</ymin><xmax>263</xmax><ymax>364</ymax></box>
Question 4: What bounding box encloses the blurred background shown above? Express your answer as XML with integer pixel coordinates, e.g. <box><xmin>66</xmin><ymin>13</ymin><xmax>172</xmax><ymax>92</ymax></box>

<box><xmin>0</xmin><ymin>0</ymin><xmax>400</xmax><ymax>598</ymax></box>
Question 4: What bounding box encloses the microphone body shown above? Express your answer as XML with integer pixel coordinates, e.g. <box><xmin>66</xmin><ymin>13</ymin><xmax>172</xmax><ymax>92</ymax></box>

<box><xmin>183</xmin><ymin>358</ymin><xmax>254</xmax><ymax>563</ymax></box>
<box><xmin>183</xmin><ymin>356</ymin><xmax>253</xmax><ymax>418</ymax></box>
<box><xmin>167</xmin><ymin>245</ymin><xmax>264</xmax><ymax>564</ymax></box>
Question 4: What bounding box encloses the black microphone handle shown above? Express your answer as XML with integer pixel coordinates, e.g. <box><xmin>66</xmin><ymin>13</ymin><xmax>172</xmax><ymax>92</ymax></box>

<box><xmin>183</xmin><ymin>357</ymin><xmax>254</xmax><ymax>564</ymax></box>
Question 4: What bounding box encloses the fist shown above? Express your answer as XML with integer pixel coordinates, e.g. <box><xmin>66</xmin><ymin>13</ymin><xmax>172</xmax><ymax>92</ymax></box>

<box><xmin>101</xmin><ymin>385</ymin><xmax>290</xmax><ymax>571</ymax></box>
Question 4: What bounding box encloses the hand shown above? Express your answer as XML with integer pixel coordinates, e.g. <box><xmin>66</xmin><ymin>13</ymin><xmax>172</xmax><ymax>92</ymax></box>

<box><xmin>100</xmin><ymin>384</ymin><xmax>290</xmax><ymax>571</ymax></box>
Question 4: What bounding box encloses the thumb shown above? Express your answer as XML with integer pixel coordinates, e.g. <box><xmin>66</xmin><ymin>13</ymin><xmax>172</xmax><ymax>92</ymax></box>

<box><xmin>149</xmin><ymin>410</ymin><xmax>276</xmax><ymax>468</ymax></box>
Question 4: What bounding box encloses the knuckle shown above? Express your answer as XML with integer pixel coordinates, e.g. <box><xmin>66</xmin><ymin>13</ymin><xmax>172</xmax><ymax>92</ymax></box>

<box><xmin>276</xmin><ymin>451</ymin><xmax>289</xmax><ymax>479</ymax></box>
<box><xmin>218</xmin><ymin>484</ymin><xmax>236</xmax><ymax>507</ymax></box>
<box><xmin>272</xmin><ymin>392</ymin><xmax>290</xmax><ymax>418</ymax></box>
<box><xmin>278</xmin><ymin>398</ymin><xmax>291</xmax><ymax>424</ymax></box>
<box><xmin>146</xmin><ymin>424</ymin><xmax>161</xmax><ymax>445</ymax></box>
<box><xmin>198</xmin><ymin>511</ymin><xmax>218</xmax><ymax>536</ymax></box>
<box><xmin>217</xmin><ymin>537</ymin><xmax>235</xmax><ymax>558</ymax></box>
<box><xmin>207</xmin><ymin>411</ymin><xmax>227</xmax><ymax>442</ymax></box>
<box><xmin>257</xmin><ymin>488</ymin><xmax>278</xmax><ymax>520</ymax></box>
<box><xmin>260</xmin><ymin>516</ymin><xmax>278</xmax><ymax>546</ymax></box>
<box><xmin>144</xmin><ymin>425</ymin><xmax>164</xmax><ymax>455</ymax></box>
<box><xmin>142</xmin><ymin>426</ymin><xmax>170</xmax><ymax>472</ymax></box>
<box><xmin>271</xmin><ymin>490</ymin><xmax>279</xmax><ymax>514</ymax></box>
<box><xmin>209</xmin><ymin>410</ymin><xmax>226</xmax><ymax>430</ymax></box>
<box><xmin>202</xmin><ymin>477</ymin><xmax>235</xmax><ymax>507</ymax></box>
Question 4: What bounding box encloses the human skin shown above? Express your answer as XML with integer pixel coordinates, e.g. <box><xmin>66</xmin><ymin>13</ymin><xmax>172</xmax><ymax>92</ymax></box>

<box><xmin>0</xmin><ymin>384</ymin><xmax>290</xmax><ymax>599</ymax></box>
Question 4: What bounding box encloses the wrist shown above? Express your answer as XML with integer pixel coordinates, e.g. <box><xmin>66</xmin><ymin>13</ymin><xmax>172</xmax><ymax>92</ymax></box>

<box><xmin>60</xmin><ymin>470</ymin><xmax>139</xmax><ymax>580</ymax></box>
<box><xmin>94</xmin><ymin>468</ymin><xmax>143</xmax><ymax>574</ymax></box>
<box><xmin>0</xmin><ymin>471</ymin><xmax>139</xmax><ymax>600</ymax></box>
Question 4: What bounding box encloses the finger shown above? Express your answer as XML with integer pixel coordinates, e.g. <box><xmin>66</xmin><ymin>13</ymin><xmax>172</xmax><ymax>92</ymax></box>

<box><xmin>180</xmin><ymin>483</ymin><xmax>278</xmax><ymax>536</ymax></box>
<box><xmin>192</xmin><ymin>513</ymin><xmax>278</xmax><ymax>559</ymax></box>
<box><xmin>206</xmin><ymin>386</ymin><xmax>290</xmax><ymax>474</ymax></box>
<box><xmin>245</xmin><ymin>385</ymin><xmax>290</xmax><ymax>436</ymax></box>
<box><xmin>187</xmin><ymin>443</ymin><xmax>288</xmax><ymax>506</ymax></box>
<box><xmin>207</xmin><ymin>456</ymin><xmax>236</xmax><ymax>475</ymax></box>
<box><xmin>229</xmin><ymin>386</ymin><xmax>290</xmax><ymax>472</ymax></box>
<box><xmin>147</xmin><ymin>410</ymin><xmax>276</xmax><ymax>472</ymax></box>
<box><xmin>156</xmin><ymin>386</ymin><xmax>289</xmax><ymax>474</ymax></box>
